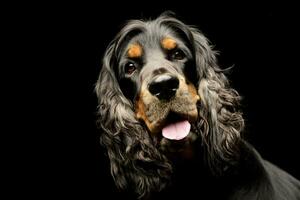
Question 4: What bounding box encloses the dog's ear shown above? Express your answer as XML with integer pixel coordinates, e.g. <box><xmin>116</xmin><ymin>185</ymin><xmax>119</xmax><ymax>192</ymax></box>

<box><xmin>191</xmin><ymin>29</ymin><xmax>245</xmax><ymax>174</ymax></box>
<box><xmin>95</xmin><ymin>43</ymin><xmax>134</xmax><ymax>189</ymax></box>
<box><xmin>96</xmin><ymin>30</ymin><xmax>171</xmax><ymax>198</ymax></box>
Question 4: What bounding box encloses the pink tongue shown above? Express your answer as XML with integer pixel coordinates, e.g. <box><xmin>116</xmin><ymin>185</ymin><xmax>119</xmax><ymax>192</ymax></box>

<box><xmin>162</xmin><ymin>120</ymin><xmax>191</xmax><ymax>140</ymax></box>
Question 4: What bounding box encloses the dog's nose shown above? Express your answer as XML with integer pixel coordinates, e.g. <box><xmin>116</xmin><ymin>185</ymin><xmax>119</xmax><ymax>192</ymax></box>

<box><xmin>148</xmin><ymin>75</ymin><xmax>179</xmax><ymax>100</ymax></box>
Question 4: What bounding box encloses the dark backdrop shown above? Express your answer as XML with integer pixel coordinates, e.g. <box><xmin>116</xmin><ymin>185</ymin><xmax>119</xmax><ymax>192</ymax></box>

<box><xmin>16</xmin><ymin>2</ymin><xmax>299</xmax><ymax>199</ymax></box>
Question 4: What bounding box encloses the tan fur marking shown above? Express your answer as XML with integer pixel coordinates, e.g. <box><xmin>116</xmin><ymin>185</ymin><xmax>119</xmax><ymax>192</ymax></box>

<box><xmin>187</xmin><ymin>83</ymin><xmax>200</xmax><ymax>103</ymax></box>
<box><xmin>135</xmin><ymin>92</ymin><xmax>155</xmax><ymax>132</ymax></box>
<box><xmin>127</xmin><ymin>44</ymin><xmax>142</xmax><ymax>58</ymax></box>
<box><xmin>161</xmin><ymin>37</ymin><xmax>177</xmax><ymax>50</ymax></box>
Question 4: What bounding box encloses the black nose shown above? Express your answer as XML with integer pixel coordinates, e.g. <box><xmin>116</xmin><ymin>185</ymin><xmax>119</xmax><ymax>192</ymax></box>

<box><xmin>148</xmin><ymin>75</ymin><xmax>179</xmax><ymax>100</ymax></box>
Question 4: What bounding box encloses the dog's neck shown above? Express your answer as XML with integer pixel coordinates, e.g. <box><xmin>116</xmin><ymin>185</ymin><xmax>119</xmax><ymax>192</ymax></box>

<box><xmin>148</xmin><ymin>141</ymin><xmax>272</xmax><ymax>200</ymax></box>
<box><xmin>160</xmin><ymin>130</ymin><xmax>199</xmax><ymax>159</ymax></box>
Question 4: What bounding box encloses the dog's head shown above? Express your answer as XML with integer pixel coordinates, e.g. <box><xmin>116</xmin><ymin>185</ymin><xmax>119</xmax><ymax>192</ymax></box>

<box><xmin>96</xmin><ymin>13</ymin><xmax>244</xmax><ymax>198</ymax></box>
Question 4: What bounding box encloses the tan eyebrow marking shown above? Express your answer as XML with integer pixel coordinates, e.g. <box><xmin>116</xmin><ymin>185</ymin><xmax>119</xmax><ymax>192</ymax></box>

<box><xmin>161</xmin><ymin>37</ymin><xmax>177</xmax><ymax>50</ymax></box>
<box><xmin>127</xmin><ymin>43</ymin><xmax>143</xmax><ymax>58</ymax></box>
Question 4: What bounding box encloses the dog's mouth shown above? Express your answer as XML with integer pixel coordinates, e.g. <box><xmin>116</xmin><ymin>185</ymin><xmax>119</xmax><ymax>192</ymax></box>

<box><xmin>156</xmin><ymin>112</ymin><xmax>200</xmax><ymax>155</ymax></box>
<box><xmin>160</xmin><ymin>112</ymin><xmax>194</xmax><ymax>141</ymax></box>
<box><xmin>136</xmin><ymin>100</ymin><xmax>199</xmax><ymax>139</ymax></box>
<box><xmin>162</xmin><ymin>120</ymin><xmax>191</xmax><ymax>140</ymax></box>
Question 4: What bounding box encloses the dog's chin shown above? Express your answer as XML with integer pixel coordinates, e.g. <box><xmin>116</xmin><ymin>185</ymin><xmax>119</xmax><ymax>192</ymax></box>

<box><xmin>147</xmin><ymin>112</ymin><xmax>199</xmax><ymax>155</ymax></box>
<box><xmin>159</xmin><ymin>129</ymin><xmax>198</xmax><ymax>151</ymax></box>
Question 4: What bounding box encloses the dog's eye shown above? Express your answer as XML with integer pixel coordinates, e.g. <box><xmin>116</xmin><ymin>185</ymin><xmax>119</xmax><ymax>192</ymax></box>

<box><xmin>124</xmin><ymin>62</ymin><xmax>137</xmax><ymax>75</ymax></box>
<box><xmin>171</xmin><ymin>49</ymin><xmax>185</xmax><ymax>60</ymax></box>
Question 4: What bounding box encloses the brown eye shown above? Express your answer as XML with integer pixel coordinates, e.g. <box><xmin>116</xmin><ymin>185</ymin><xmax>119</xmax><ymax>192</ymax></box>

<box><xmin>171</xmin><ymin>49</ymin><xmax>185</xmax><ymax>60</ymax></box>
<box><xmin>125</xmin><ymin>62</ymin><xmax>136</xmax><ymax>75</ymax></box>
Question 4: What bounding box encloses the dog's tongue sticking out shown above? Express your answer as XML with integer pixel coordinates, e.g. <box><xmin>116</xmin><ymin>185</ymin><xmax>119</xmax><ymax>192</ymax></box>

<box><xmin>162</xmin><ymin>120</ymin><xmax>191</xmax><ymax>140</ymax></box>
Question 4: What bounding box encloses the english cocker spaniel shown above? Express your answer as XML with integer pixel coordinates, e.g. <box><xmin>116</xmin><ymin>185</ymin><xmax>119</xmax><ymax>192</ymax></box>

<box><xmin>96</xmin><ymin>13</ymin><xmax>300</xmax><ymax>199</ymax></box>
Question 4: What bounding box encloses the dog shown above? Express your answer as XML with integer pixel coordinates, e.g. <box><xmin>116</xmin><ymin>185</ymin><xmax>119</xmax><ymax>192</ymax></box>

<box><xmin>95</xmin><ymin>13</ymin><xmax>300</xmax><ymax>199</ymax></box>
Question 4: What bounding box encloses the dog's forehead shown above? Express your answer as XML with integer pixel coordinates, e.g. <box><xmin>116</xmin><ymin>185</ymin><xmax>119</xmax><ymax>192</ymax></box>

<box><xmin>130</xmin><ymin>22</ymin><xmax>182</xmax><ymax>46</ymax></box>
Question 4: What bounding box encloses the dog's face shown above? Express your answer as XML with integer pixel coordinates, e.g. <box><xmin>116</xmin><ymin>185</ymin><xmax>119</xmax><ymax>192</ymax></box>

<box><xmin>96</xmin><ymin>13</ymin><xmax>244</xmax><ymax>197</ymax></box>
<box><xmin>115</xmin><ymin>21</ymin><xmax>201</xmax><ymax>147</ymax></box>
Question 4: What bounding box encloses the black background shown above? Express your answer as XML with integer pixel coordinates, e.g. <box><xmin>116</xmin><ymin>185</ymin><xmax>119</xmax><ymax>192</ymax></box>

<box><xmin>10</xmin><ymin>2</ymin><xmax>299</xmax><ymax>199</ymax></box>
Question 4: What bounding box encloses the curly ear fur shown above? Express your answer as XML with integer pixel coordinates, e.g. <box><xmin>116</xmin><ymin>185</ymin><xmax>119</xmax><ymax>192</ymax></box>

<box><xmin>191</xmin><ymin>28</ymin><xmax>245</xmax><ymax>174</ymax></box>
<box><xmin>96</xmin><ymin>40</ymin><xmax>172</xmax><ymax>198</ymax></box>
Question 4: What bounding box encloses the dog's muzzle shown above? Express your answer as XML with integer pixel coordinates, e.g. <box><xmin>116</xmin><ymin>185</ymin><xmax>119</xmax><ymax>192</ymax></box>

<box><xmin>136</xmin><ymin>73</ymin><xmax>200</xmax><ymax>141</ymax></box>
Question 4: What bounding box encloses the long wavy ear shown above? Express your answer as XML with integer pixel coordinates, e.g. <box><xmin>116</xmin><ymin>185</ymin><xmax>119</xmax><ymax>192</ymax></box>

<box><xmin>95</xmin><ymin>35</ymin><xmax>171</xmax><ymax>198</ymax></box>
<box><xmin>191</xmin><ymin>28</ymin><xmax>245</xmax><ymax>175</ymax></box>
